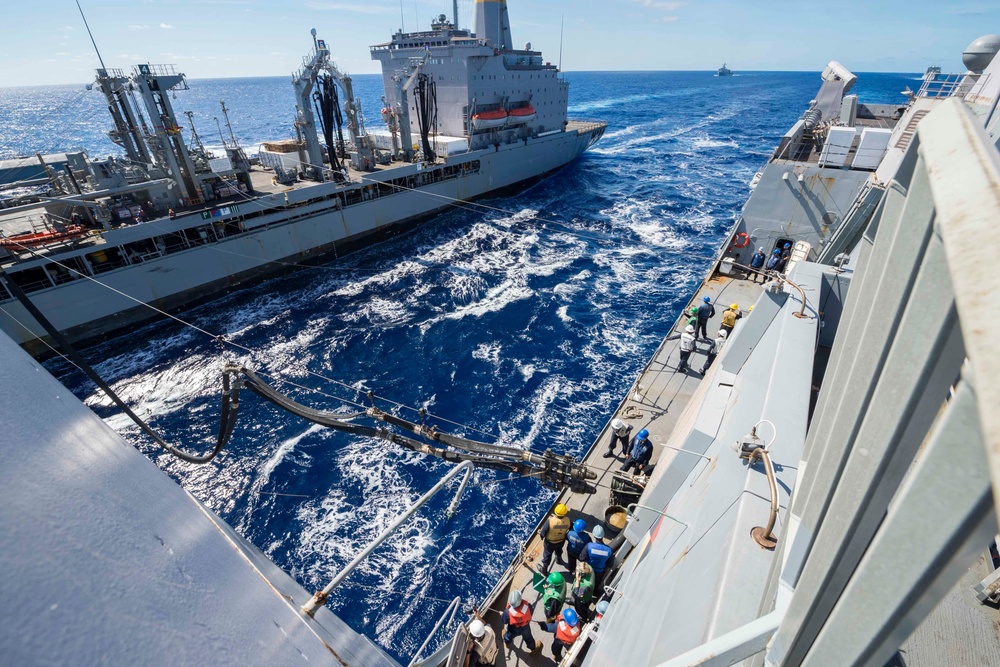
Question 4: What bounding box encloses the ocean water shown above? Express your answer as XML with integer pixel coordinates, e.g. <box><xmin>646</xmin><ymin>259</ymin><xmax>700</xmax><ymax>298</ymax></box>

<box><xmin>3</xmin><ymin>69</ymin><xmax>914</xmax><ymax>663</ymax></box>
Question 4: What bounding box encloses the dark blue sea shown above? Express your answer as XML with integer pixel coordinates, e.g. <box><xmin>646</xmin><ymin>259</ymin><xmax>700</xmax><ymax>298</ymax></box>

<box><xmin>2</xmin><ymin>69</ymin><xmax>915</xmax><ymax>663</ymax></box>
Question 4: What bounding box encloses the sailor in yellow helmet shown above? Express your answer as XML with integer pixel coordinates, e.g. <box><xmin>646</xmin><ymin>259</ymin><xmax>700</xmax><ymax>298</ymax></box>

<box><xmin>720</xmin><ymin>303</ymin><xmax>742</xmax><ymax>337</ymax></box>
<box><xmin>538</xmin><ymin>502</ymin><xmax>571</xmax><ymax>573</ymax></box>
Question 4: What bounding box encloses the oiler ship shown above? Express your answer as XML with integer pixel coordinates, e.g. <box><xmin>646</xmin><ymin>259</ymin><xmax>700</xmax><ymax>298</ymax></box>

<box><xmin>3</xmin><ymin>7</ymin><xmax>1000</xmax><ymax>667</ymax></box>
<box><xmin>0</xmin><ymin>0</ymin><xmax>604</xmax><ymax>356</ymax></box>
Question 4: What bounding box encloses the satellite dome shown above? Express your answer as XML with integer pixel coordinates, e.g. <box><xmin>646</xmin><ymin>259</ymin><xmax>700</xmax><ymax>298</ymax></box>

<box><xmin>962</xmin><ymin>35</ymin><xmax>1000</xmax><ymax>73</ymax></box>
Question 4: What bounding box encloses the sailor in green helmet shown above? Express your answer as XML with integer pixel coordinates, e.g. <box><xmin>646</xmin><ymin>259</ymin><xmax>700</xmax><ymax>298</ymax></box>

<box><xmin>541</xmin><ymin>571</ymin><xmax>567</xmax><ymax>622</ymax></box>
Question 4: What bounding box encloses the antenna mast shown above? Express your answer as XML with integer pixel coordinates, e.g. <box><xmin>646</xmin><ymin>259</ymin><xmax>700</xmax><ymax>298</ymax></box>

<box><xmin>75</xmin><ymin>0</ymin><xmax>107</xmax><ymax>71</ymax></box>
<box><xmin>184</xmin><ymin>111</ymin><xmax>205</xmax><ymax>153</ymax></box>
<box><xmin>453</xmin><ymin>0</ymin><xmax>459</xmax><ymax>28</ymax></box>
<box><xmin>558</xmin><ymin>15</ymin><xmax>564</xmax><ymax>72</ymax></box>
<box><xmin>214</xmin><ymin>116</ymin><xmax>228</xmax><ymax>149</ymax></box>
<box><xmin>220</xmin><ymin>100</ymin><xmax>240</xmax><ymax>150</ymax></box>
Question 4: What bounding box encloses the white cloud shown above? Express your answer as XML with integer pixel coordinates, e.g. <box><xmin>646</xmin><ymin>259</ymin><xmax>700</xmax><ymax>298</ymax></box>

<box><xmin>653</xmin><ymin>16</ymin><xmax>680</xmax><ymax>23</ymax></box>
<box><xmin>129</xmin><ymin>24</ymin><xmax>150</xmax><ymax>30</ymax></box>
<box><xmin>160</xmin><ymin>23</ymin><xmax>173</xmax><ymax>29</ymax></box>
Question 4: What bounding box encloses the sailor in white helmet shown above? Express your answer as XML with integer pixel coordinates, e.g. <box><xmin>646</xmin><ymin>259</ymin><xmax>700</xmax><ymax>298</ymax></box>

<box><xmin>678</xmin><ymin>324</ymin><xmax>697</xmax><ymax>373</ymax></box>
<box><xmin>467</xmin><ymin>617</ymin><xmax>499</xmax><ymax>666</ymax></box>
<box><xmin>605</xmin><ymin>417</ymin><xmax>632</xmax><ymax>458</ymax></box>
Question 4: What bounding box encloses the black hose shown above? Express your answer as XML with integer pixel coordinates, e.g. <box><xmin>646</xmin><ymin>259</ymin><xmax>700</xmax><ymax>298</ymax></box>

<box><xmin>313</xmin><ymin>74</ymin><xmax>341</xmax><ymax>172</ymax></box>
<box><xmin>0</xmin><ymin>268</ymin><xmax>239</xmax><ymax>464</ymax></box>
<box><xmin>414</xmin><ymin>74</ymin><xmax>436</xmax><ymax>161</ymax></box>
<box><xmin>233</xmin><ymin>365</ymin><xmax>540</xmax><ymax>473</ymax></box>
<box><xmin>331</xmin><ymin>83</ymin><xmax>346</xmax><ymax>159</ymax></box>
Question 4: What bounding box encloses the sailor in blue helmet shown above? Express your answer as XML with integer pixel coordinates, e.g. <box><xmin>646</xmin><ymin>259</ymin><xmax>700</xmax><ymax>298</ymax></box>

<box><xmin>777</xmin><ymin>242</ymin><xmax>792</xmax><ymax>273</ymax></box>
<box><xmin>580</xmin><ymin>524</ymin><xmax>615</xmax><ymax>593</ymax></box>
<box><xmin>749</xmin><ymin>247</ymin><xmax>766</xmax><ymax>283</ymax></box>
<box><xmin>696</xmin><ymin>295</ymin><xmax>716</xmax><ymax>340</ymax></box>
<box><xmin>765</xmin><ymin>248</ymin><xmax>782</xmax><ymax>272</ymax></box>
<box><xmin>620</xmin><ymin>428</ymin><xmax>653</xmax><ymax>475</ymax></box>
<box><xmin>539</xmin><ymin>607</ymin><xmax>581</xmax><ymax>662</ymax></box>
<box><xmin>565</xmin><ymin>519</ymin><xmax>592</xmax><ymax>573</ymax></box>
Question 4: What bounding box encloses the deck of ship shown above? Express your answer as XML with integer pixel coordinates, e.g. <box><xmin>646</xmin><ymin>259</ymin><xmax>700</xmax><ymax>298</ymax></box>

<box><xmin>479</xmin><ymin>267</ymin><xmax>767</xmax><ymax>666</ymax></box>
<box><xmin>246</xmin><ymin>159</ymin><xmax>405</xmax><ymax>195</ymax></box>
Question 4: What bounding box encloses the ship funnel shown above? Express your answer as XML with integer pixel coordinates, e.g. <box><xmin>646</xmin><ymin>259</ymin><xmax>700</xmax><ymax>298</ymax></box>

<box><xmin>474</xmin><ymin>0</ymin><xmax>513</xmax><ymax>51</ymax></box>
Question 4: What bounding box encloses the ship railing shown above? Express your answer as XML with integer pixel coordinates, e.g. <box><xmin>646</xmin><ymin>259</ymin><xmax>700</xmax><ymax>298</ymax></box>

<box><xmin>141</xmin><ymin>63</ymin><xmax>179</xmax><ymax>78</ymax></box>
<box><xmin>301</xmin><ymin>461</ymin><xmax>473</xmax><ymax>617</ymax></box>
<box><xmin>566</xmin><ymin>120</ymin><xmax>608</xmax><ymax>134</ymax></box>
<box><xmin>638</xmin><ymin>98</ymin><xmax>1000</xmax><ymax>667</ymax></box>
<box><xmin>916</xmin><ymin>71</ymin><xmax>986</xmax><ymax>99</ymax></box>
<box><xmin>407</xmin><ymin>596</ymin><xmax>462</xmax><ymax>667</ymax></box>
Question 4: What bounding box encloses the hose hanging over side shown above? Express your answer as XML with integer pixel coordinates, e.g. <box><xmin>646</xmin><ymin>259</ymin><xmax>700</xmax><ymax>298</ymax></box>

<box><xmin>229</xmin><ymin>364</ymin><xmax>597</xmax><ymax>492</ymax></box>
<box><xmin>414</xmin><ymin>73</ymin><xmax>437</xmax><ymax>161</ymax></box>
<box><xmin>313</xmin><ymin>73</ymin><xmax>342</xmax><ymax>174</ymax></box>
<box><xmin>330</xmin><ymin>82</ymin><xmax>346</xmax><ymax>160</ymax></box>
<box><xmin>0</xmin><ymin>268</ymin><xmax>240</xmax><ymax>464</ymax></box>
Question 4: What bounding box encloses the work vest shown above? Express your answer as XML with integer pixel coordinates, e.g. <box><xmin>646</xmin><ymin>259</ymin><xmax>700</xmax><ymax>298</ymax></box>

<box><xmin>473</xmin><ymin>626</ymin><xmax>498</xmax><ymax>663</ymax></box>
<box><xmin>506</xmin><ymin>601</ymin><xmax>532</xmax><ymax>627</ymax></box>
<box><xmin>566</xmin><ymin>530</ymin><xmax>591</xmax><ymax>556</ymax></box>
<box><xmin>542</xmin><ymin>582</ymin><xmax>566</xmax><ymax>608</ymax></box>
<box><xmin>555</xmin><ymin>618</ymin><xmax>581</xmax><ymax>645</ymax></box>
<box><xmin>722</xmin><ymin>310</ymin><xmax>737</xmax><ymax>327</ymax></box>
<box><xmin>545</xmin><ymin>515</ymin><xmax>571</xmax><ymax>543</ymax></box>
<box><xmin>585</xmin><ymin>541</ymin><xmax>614</xmax><ymax>573</ymax></box>
<box><xmin>573</xmin><ymin>569</ymin><xmax>595</xmax><ymax>604</ymax></box>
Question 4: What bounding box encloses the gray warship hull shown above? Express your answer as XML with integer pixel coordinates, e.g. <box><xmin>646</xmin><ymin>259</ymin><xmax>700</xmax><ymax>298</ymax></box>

<box><xmin>0</xmin><ymin>125</ymin><xmax>603</xmax><ymax>356</ymax></box>
<box><xmin>465</xmin><ymin>51</ymin><xmax>1000</xmax><ymax>667</ymax></box>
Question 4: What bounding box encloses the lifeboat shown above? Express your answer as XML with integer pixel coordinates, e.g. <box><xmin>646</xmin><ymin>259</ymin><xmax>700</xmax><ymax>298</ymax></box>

<box><xmin>505</xmin><ymin>104</ymin><xmax>536</xmax><ymax>125</ymax></box>
<box><xmin>471</xmin><ymin>108</ymin><xmax>508</xmax><ymax>130</ymax></box>
<box><xmin>0</xmin><ymin>225</ymin><xmax>90</xmax><ymax>249</ymax></box>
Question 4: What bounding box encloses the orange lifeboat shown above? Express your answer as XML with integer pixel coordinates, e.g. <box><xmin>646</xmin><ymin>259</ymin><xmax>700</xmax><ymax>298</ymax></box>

<box><xmin>0</xmin><ymin>224</ymin><xmax>90</xmax><ymax>249</ymax></box>
<box><xmin>471</xmin><ymin>108</ymin><xmax>508</xmax><ymax>130</ymax></box>
<box><xmin>506</xmin><ymin>104</ymin><xmax>536</xmax><ymax>125</ymax></box>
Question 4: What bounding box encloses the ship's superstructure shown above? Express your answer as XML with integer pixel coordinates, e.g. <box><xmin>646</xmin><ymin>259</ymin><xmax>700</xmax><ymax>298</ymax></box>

<box><xmin>0</xmin><ymin>0</ymin><xmax>605</xmax><ymax>356</ymax></box>
<box><xmin>370</xmin><ymin>2</ymin><xmax>568</xmax><ymax>155</ymax></box>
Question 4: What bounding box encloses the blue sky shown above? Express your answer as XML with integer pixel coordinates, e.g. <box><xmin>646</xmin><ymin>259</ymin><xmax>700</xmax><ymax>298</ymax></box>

<box><xmin>3</xmin><ymin>0</ymin><xmax>999</xmax><ymax>86</ymax></box>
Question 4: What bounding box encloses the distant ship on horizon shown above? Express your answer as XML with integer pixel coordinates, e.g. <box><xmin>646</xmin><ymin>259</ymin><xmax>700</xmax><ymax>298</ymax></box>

<box><xmin>717</xmin><ymin>62</ymin><xmax>733</xmax><ymax>76</ymax></box>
